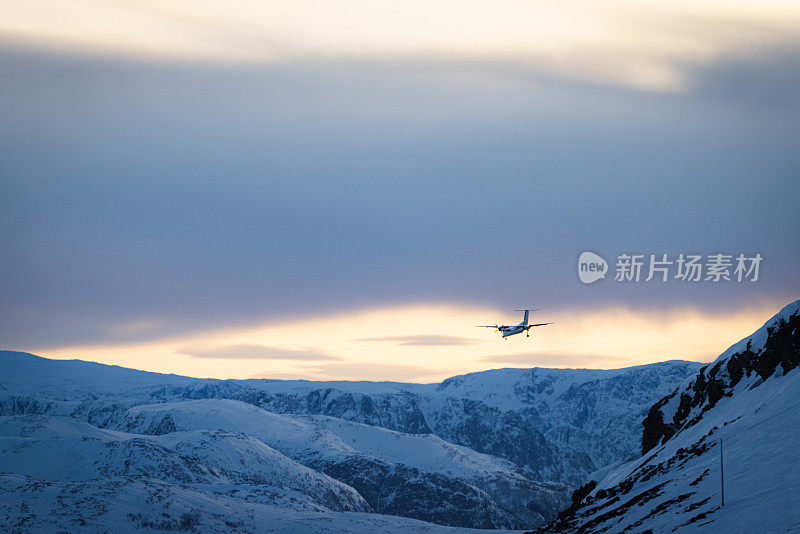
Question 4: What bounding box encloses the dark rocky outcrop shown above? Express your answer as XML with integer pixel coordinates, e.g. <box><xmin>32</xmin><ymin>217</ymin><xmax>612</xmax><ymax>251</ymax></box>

<box><xmin>642</xmin><ymin>307</ymin><xmax>800</xmax><ymax>455</ymax></box>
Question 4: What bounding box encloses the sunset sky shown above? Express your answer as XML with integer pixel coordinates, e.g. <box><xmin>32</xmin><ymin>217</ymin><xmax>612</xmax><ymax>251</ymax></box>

<box><xmin>1</xmin><ymin>1</ymin><xmax>799</xmax><ymax>380</ymax></box>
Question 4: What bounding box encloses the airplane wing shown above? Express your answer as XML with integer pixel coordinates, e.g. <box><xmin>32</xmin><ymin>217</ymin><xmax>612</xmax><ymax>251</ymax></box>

<box><xmin>476</xmin><ymin>325</ymin><xmax>502</xmax><ymax>328</ymax></box>
<box><xmin>529</xmin><ymin>322</ymin><xmax>553</xmax><ymax>327</ymax></box>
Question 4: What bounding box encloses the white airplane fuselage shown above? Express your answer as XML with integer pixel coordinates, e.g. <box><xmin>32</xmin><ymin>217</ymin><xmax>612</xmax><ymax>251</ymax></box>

<box><xmin>501</xmin><ymin>325</ymin><xmax>527</xmax><ymax>337</ymax></box>
<box><xmin>501</xmin><ymin>309</ymin><xmax>532</xmax><ymax>338</ymax></box>
<box><xmin>479</xmin><ymin>309</ymin><xmax>550</xmax><ymax>339</ymax></box>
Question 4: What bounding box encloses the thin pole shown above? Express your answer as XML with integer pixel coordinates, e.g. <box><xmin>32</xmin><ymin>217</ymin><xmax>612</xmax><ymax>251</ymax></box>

<box><xmin>720</xmin><ymin>437</ymin><xmax>725</xmax><ymax>507</ymax></box>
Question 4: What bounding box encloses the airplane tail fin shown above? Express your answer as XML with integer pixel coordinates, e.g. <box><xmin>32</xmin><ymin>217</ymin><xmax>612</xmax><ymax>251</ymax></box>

<box><xmin>515</xmin><ymin>309</ymin><xmax>540</xmax><ymax>326</ymax></box>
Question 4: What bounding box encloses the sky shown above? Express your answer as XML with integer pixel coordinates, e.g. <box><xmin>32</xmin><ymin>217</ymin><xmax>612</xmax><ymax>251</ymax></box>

<box><xmin>1</xmin><ymin>0</ymin><xmax>799</xmax><ymax>381</ymax></box>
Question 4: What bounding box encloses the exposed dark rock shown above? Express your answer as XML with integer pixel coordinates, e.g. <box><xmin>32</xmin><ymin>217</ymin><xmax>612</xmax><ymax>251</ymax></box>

<box><xmin>642</xmin><ymin>309</ymin><xmax>799</xmax><ymax>454</ymax></box>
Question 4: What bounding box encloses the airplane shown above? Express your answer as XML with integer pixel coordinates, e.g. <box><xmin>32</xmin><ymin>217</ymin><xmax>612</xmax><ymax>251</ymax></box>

<box><xmin>477</xmin><ymin>309</ymin><xmax>552</xmax><ymax>339</ymax></box>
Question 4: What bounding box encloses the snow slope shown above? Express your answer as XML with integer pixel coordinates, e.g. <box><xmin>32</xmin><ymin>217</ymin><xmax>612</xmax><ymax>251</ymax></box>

<box><xmin>0</xmin><ymin>415</ymin><xmax>369</xmax><ymax>512</ymax></box>
<box><xmin>0</xmin><ymin>473</ymin><xmax>510</xmax><ymax>534</ymax></box>
<box><xmin>536</xmin><ymin>300</ymin><xmax>800</xmax><ymax>533</ymax></box>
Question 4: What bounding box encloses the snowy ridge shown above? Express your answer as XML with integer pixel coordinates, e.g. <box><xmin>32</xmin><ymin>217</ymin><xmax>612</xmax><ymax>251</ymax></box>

<box><xmin>641</xmin><ymin>299</ymin><xmax>800</xmax><ymax>455</ymax></box>
<box><xmin>712</xmin><ymin>300</ymin><xmax>800</xmax><ymax>366</ymax></box>
<box><xmin>536</xmin><ymin>300</ymin><xmax>800</xmax><ymax>534</ymax></box>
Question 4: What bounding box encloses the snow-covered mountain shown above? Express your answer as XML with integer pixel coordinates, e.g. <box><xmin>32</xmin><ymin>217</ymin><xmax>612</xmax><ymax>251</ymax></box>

<box><xmin>125</xmin><ymin>360</ymin><xmax>700</xmax><ymax>485</ymax></box>
<box><xmin>535</xmin><ymin>300</ymin><xmax>800</xmax><ymax>533</ymax></box>
<box><xmin>0</xmin><ymin>415</ymin><xmax>368</xmax><ymax>512</ymax></box>
<box><xmin>0</xmin><ymin>348</ymin><xmax>701</xmax><ymax>531</ymax></box>
<box><xmin>423</xmin><ymin>363</ymin><xmax>703</xmax><ymax>483</ymax></box>
<box><xmin>117</xmin><ymin>398</ymin><xmax>569</xmax><ymax>528</ymax></box>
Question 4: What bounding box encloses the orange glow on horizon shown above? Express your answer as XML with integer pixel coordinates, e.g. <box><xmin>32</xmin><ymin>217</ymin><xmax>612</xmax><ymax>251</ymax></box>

<box><xmin>31</xmin><ymin>300</ymin><xmax>787</xmax><ymax>382</ymax></box>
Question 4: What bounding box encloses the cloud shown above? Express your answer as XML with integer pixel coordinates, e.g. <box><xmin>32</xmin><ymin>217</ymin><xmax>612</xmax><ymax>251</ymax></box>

<box><xmin>298</xmin><ymin>362</ymin><xmax>443</xmax><ymax>382</ymax></box>
<box><xmin>176</xmin><ymin>343</ymin><xmax>338</xmax><ymax>361</ymax></box>
<box><xmin>29</xmin><ymin>301</ymin><xmax>784</xmax><ymax>381</ymax></box>
<box><xmin>4</xmin><ymin>0</ymin><xmax>800</xmax><ymax>92</ymax></box>
<box><xmin>1</xmin><ymin>41</ymin><xmax>798</xmax><ymax>352</ymax></box>
<box><xmin>481</xmin><ymin>352</ymin><xmax>632</xmax><ymax>368</ymax></box>
<box><xmin>685</xmin><ymin>42</ymin><xmax>800</xmax><ymax>110</ymax></box>
<box><xmin>353</xmin><ymin>334</ymin><xmax>484</xmax><ymax>346</ymax></box>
